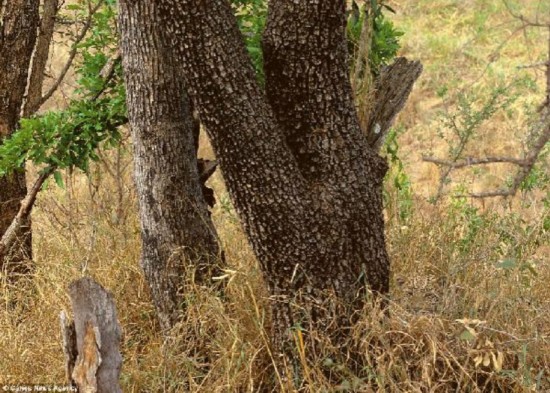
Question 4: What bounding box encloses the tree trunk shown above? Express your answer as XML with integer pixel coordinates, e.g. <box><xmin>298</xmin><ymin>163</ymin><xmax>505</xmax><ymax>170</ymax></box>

<box><xmin>0</xmin><ymin>0</ymin><xmax>40</xmax><ymax>274</ymax></box>
<box><xmin>118</xmin><ymin>1</ymin><xmax>221</xmax><ymax>332</ymax></box>
<box><xmin>155</xmin><ymin>0</ymin><xmax>390</xmax><ymax>371</ymax></box>
<box><xmin>24</xmin><ymin>0</ymin><xmax>59</xmax><ymax>117</ymax></box>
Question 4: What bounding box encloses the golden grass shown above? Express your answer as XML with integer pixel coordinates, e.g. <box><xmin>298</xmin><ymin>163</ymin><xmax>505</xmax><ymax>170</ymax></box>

<box><xmin>1</xmin><ymin>148</ymin><xmax>547</xmax><ymax>392</ymax></box>
<box><xmin>1</xmin><ymin>0</ymin><xmax>549</xmax><ymax>391</ymax></box>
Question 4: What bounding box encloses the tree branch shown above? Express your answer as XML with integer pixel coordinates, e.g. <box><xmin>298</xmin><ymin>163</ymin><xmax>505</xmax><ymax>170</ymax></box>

<box><xmin>366</xmin><ymin>57</ymin><xmax>423</xmax><ymax>151</ymax></box>
<box><xmin>517</xmin><ymin>61</ymin><xmax>550</xmax><ymax>69</ymax></box>
<box><xmin>0</xmin><ymin>167</ymin><xmax>53</xmax><ymax>261</ymax></box>
<box><xmin>91</xmin><ymin>50</ymin><xmax>120</xmax><ymax>101</ymax></box>
<box><xmin>38</xmin><ymin>0</ymin><xmax>104</xmax><ymax>107</ymax></box>
<box><xmin>24</xmin><ymin>0</ymin><xmax>59</xmax><ymax>116</ymax></box>
<box><xmin>503</xmin><ymin>0</ymin><xmax>550</xmax><ymax>28</ymax></box>
<box><xmin>1</xmin><ymin>44</ymin><xmax>123</xmax><ymax>261</ymax></box>
<box><xmin>427</xmin><ymin>119</ymin><xmax>549</xmax><ymax>199</ymax></box>
<box><xmin>422</xmin><ymin>155</ymin><xmax>529</xmax><ymax>168</ymax></box>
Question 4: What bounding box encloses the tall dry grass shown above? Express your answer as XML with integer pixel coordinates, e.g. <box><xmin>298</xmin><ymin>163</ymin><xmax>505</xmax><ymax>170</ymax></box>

<box><xmin>1</xmin><ymin>0</ymin><xmax>549</xmax><ymax>391</ymax></box>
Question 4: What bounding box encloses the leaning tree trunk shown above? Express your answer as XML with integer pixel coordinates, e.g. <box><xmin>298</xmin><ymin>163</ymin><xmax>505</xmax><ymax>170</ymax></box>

<box><xmin>118</xmin><ymin>1</ymin><xmax>221</xmax><ymax>332</ymax></box>
<box><xmin>156</xmin><ymin>0</ymin><xmax>390</xmax><ymax>370</ymax></box>
<box><xmin>0</xmin><ymin>0</ymin><xmax>40</xmax><ymax>274</ymax></box>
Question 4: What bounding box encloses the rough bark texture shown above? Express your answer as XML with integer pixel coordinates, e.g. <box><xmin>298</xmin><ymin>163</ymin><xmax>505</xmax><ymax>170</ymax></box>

<box><xmin>67</xmin><ymin>277</ymin><xmax>122</xmax><ymax>393</ymax></box>
<box><xmin>365</xmin><ymin>57</ymin><xmax>423</xmax><ymax>151</ymax></box>
<box><xmin>118</xmin><ymin>0</ymin><xmax>221</xmax><ymax>332</ymax></box>
<box><xmin>60</xmin><ymin>311</ymin><xmax>78</xmax><ymax>386</ymax></box>
<box><xmin>0</xmin><ymin>0</ymin><xmax>40</xmax><ymax>273</ymax></box>
<box><xmin>0</xmin><ymin>169</ymin><xmax>52</xmax><ymax>262</ymax></box>
<box><xmin>24</xmin><ymin>0</ymin><xmax>59</xmax><ymax>117</ymax></box>
<box><xmin>155</xmin><ymin>0</ymin><xmax>391</xmax><ymax>369</ymax></box>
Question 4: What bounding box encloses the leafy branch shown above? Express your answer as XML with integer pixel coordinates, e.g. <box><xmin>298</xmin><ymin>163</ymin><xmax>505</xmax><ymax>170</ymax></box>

<box><xmin>39</xmin><ymin>0</ymin><xmax>107</xmax><ymax>107</ymax></box>
<box><xmin>0</xmin><ymin>0</ymin><xmax>125</xmax><ymax>259</ymax></box>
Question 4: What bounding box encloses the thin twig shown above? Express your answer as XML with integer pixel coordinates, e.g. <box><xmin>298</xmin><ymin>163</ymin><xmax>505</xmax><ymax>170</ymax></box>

<box><xmin>469</xmin><ymin>121</ymin><xmax>550</xmax><ymax>198</ymax></box>
<box><xmin>92</xmin><ymin>50</ymin><xmax>120</xmax><ymax>100</ymax></box>
<box><xmin>423</xmin><ymin>155</ymin><xmax>528</xmax><ymax>168</ymax></box>
<box><xmin>517</xmin><ymin>61</ymin><xmax>550</xmax><ymax>70</ymax></box>
<box><xmin>38</xmin><ymin>0</ymin><xmax>105</xmax><ymax>107</ymax></box>
<box><xmin>502</xmin><ymin>0</ymin><xmax>550</xmax><ymax>28</ymax></box>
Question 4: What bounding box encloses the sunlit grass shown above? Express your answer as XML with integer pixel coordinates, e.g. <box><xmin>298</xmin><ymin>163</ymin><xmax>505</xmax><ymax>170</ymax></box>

<box><xmin>1</xmin><ymin>0</ymin><xmax>548</xmax><ymax>391</ymax></box>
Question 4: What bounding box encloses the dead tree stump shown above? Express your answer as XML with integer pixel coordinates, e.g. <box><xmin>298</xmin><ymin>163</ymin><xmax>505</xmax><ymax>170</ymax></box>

<box><xmin>61</xmin><ymin>277</ymin><xmax>122</xmax><ymax>393</ymax></box>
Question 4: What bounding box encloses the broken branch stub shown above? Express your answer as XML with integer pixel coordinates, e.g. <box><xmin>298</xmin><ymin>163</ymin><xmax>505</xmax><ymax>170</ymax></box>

<box><xmin>366</xmin><ymin>57</ymin><xmax>423</xmax><ymax>151</ymax></box>
<box><xmin>63</xmin><ymin>277</ymin><xmax>122</xmax><ymax>393</ymax></box>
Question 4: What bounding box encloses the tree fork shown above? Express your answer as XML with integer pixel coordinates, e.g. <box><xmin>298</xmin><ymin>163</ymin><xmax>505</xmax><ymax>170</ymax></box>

<box><xmin>158</xmin><ymin>0</ymin><xmax>386</xmax><ymax>340</ymax></box>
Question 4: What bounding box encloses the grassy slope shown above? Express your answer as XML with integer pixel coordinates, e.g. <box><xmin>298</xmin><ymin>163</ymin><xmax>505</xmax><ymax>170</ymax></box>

<box><xmin>1</xmin><ymin>0</ymin><xmax>548</xmax><ymax>391</ymax></box>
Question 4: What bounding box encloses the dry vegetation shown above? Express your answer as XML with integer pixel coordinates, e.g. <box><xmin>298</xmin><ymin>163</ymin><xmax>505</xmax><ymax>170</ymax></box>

<box><xmin>1</xmin><ymin>0</ymin><xmax>549</xmax><ymax>391</ymax></box>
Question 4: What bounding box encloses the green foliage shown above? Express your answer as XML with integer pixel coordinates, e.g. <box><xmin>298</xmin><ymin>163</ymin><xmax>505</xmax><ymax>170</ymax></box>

<box><xmin>369</xmin><ymin>1</ymin><xmax>403</xmax><ymax>73</ymax></box>
<box><xmin>448</xmin><ymin>191</ymin><xmax>486</xmax><ymax>254</ymax></box>
<box><xmin>0</xmin><ymin>99</ymin><xmax>124</xmax><ymax>178</ymax></box>
<box><xmin>383</xmin><ymin>126</ymin><xmax>413</xmax><ymax>222</ymax></box>
<box><xmin>231</xmin><ymin>0</ymin><xmax>404</xmax><ymax>83</ymax></box>
<box><xmin>231</xmin><ymin>0</ymin><xmax>267</xmax><ymax>84</ymax></box>
<box><xmin>439</xmin><ymin>84</ymin><xmax>518</xmax><ymax>158</ymax></box>
<box><xmin>0</xmin><ymin>0</ymin><xmax>125</xmax><ymax>180</ymax></box>
<box><xmin>347</xmin><ymin>0</ymin><xmax>403</xmax><ymax>76</ymax></box>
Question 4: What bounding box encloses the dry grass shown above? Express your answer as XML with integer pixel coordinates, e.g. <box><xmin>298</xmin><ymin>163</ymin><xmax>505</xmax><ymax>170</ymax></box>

<box><xmin>1</xmin><ymin>0</ymin><xmax>549</xmax><ymax>391</ymax></box>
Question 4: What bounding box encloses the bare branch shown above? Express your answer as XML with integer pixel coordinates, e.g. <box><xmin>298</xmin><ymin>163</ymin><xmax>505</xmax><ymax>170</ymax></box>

<box><xmin>38</xmin><ymin>0</ymin><xmax>105</xmax><ymax>107</ymax></box>
<box><xmin>470</xmin><ymin>121</ymin><xmax>548</xmax><ymax>199</ymax></box>
<box><xmin>0</xmin><ymin>168</ymin><xmax>53</xmax><ymax>261</ymax></box>
<box><xmin>422</xmin><ymin>155</ymin><xmax>528</xmax><ymax>168</ymax></box>
<box><xmin>425</xmin><ymin>115</ymin><xmax>549</xmax><ymax>200</ymax></box>
<box><xmin>432</xmin><ymin>4</ymin><xmax>550</xmax><ymax>200</ymax></box>
<box><xmin>351</xmin><ymin>7</ymin><xmax>374</xmax><ymax>95</ymax></box>
<box><xmin>503</xmin><ymin>0</ymin><xmax>550</xmax><ymax>28</ymax></box>
<box><xmin>91</xmin><ymin>50</ymin><xmax>120</xmax><ymax>100</ymax></box>
<box><xmin>517</xmin><ymin>61</ymin><xmax>550</xmax><ymax>69</ymax></box>
<box><xmin>99</xmin><ymin>49</ymin><xmax>120</xmax><ymax>79</ymax></box>
<box><xmin>468</xmin><ymin>189</ymin><xmax>515</xmax><ymax>198</ymax></box>
<box><xmin>24</xmin><ymin>0</ymin><xmax>59</xmax><ymax>116</ymax></box>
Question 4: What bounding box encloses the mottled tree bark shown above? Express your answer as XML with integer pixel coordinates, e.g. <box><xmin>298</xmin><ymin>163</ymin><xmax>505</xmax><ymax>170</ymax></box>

<box><xmin>24</xmin><ymin>0</ymin><xmax>59</xmax><ymax>117</ymax></box>
<box><xmin>118</xmin><ymin>1</ymin><xmax>221</xmax><ymax>332</ymax></box>
<box><xmin>66</xmin><ymin>277</ymin><xmax>123</xmax><ymax>393</ymax></box>
<box><xmin>155</xmin><ymin>0</ymin><xmax>391</xmax><ymax>371</ymax></box>
<box><xmin>0</xmin><ymin>0</ymin><xmax>40</xmax><ymax>274</ymax></box>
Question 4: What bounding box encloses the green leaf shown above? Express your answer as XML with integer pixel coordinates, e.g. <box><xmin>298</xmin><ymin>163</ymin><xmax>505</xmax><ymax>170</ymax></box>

<box><xmin>53</xmin><ymin>171</ymin><xmax>65</xmax><ymax>189</ymax></box>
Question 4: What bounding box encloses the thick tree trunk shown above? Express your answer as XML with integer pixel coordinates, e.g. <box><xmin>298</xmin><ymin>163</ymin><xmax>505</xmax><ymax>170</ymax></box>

<box><xmin>118</xmin><ymin>1</ymin><xmax>221</xmax><ymax>332</ymax></box>
<box><xmin>262</xmin><ymin>0</ymin><xmax>390</xmax><ymax>298</ymax></box>
<box><xmin>0</xmin><ymin>0</ymin><xmax>40</xmax><ymax>274</ymax></box>
<box><xmin>156</xmin><ymin>0</ymin><xmax>390</xmax><ymax>372</ymax></box>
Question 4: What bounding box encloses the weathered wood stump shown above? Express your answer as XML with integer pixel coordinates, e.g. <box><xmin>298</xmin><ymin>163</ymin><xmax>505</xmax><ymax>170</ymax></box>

<box><xmin>60</xmin><ymin>277</ymin><xmax>122</xmax><ymax>393</ymax></box>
